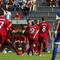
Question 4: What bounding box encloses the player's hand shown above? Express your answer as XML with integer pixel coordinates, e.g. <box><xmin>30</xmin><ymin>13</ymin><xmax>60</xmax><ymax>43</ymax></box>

<box><xmin>50</xmin><ymin>37</ymin><xmax>52</xmax><ymax>40</ymax></box>
<box><xmin>13</xmin><ymin>30</ymin><xmax>16</xmax><ymax>33</ymax></box>
<box><xmin>54</xmin><ymin>34</ymin><xmax>57</xmax><ymax>39</ymax></box>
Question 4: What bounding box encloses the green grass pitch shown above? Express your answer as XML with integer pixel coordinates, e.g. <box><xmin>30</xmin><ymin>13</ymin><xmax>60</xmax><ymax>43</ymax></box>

<box><xmin>0</xmin><ymin>52</ymin><xmax>60</xmax><ymax>60</ymax></box>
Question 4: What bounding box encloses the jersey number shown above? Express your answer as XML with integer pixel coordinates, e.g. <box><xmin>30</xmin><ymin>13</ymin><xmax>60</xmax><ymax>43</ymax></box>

<box><xmin>42</xmin><ymin>26</ymin><xmax>46</xmax><ymax>32</ymax></box>
<box><xmin>29</xmin><ymin>28</ymin><xmax>35</xmax><ymax>34</ymax></box>
<box><xmin>0</xmin><ymin>21</ymin><xmax>4</xmax><ymax>29</ymax></box>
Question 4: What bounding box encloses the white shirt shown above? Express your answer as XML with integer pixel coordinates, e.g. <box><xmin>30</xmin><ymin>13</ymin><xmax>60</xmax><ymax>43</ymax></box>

<box><xmin>5</xmin><ymin>11</ymin><xmax>11</xmax><ymax>20</ymax></box>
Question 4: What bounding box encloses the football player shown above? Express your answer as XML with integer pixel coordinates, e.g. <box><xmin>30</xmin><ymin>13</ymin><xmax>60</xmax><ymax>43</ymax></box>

<box><xmin>38</xmin><ymin>17</ymin><xmax>52</xmax><ymax>56</ymax></box>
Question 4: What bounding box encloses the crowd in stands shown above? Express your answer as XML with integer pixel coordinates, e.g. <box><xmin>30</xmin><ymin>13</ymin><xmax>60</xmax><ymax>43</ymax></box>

<box><xmin>46</xmin><ymin>0</ymin><xmax>56</xmax><ymax>7</ymax></box>
<box><xmin>0</xmin><ymin>0</ymin><xmax>37</xmax><ymax>20</ymax></box>
<box><xmin>0</xmin><ymin>0</ymin><xmax>58</xmax><ymax>20</ymax></box>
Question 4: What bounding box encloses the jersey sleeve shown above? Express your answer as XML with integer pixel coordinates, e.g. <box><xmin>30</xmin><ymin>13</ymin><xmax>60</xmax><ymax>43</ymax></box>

<box><xmin>36</xmin><ymin>25</ymin><xmax>39</xmax><ymax>30</ymax></box>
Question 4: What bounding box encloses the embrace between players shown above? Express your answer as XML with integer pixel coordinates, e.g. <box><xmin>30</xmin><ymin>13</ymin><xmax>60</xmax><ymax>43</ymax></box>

<box><xmin>23</xmin><ymin>17</ymin><xmax>52</xmax><ymax>56</ymax></box>
<box><xmin>0</xmin><ymin>8</ymin><xmax>52</xmax><ymax>56</ymax></box>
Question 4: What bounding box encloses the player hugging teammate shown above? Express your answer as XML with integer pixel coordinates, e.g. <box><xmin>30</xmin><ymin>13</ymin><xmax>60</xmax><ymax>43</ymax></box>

<box><xmin>0</xmin><ymin>8</ymin><xmax>22</xmax><ymax>55</ymax></box>
<box><xmin>24</xmin><ymin>18</ymin><xmax>52</xmax><ymax>56</ymax></box>
<box><xmin>0</xmin><ymin>8</ymin><xmax>52</xmax><ymax>56</ymax></box>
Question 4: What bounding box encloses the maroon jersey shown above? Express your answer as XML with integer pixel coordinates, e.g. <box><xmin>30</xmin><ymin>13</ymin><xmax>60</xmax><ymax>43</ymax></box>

<box><xmin>7</xmin><ymin>28</ymin><xmax>13</xmax><ymax>39</ymax></box>
<box><xmin>33</xmin><ymin>24</ymin><xmax>39</xmax><ymax>36</ymax></box>
<box><xmin>15</xmin><ymin>14</ymin><xmax>20</xmax><ymax>20</ymax></box>
<box><xmin>39</xmin><ymin>22</ymin><xmax>50</xmax><ymax>38</ymax></box>
<box><xmin>0</xmin><ymin>16</ymin><xmax>9</xmax><ymax>37</ymax></box>
<box><xmin>26</xmin><ymin>25</ymin><xmax>39</xmax><ymax>39</ymax></box>
<box><xmin>24</xmin><ymin>24</ymin><xmax>31</xmax><ymax>37</ymax></box>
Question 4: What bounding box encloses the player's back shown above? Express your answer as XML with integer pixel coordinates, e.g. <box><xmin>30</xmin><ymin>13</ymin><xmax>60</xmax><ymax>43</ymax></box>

<box><xmin>0</xmin><ymin>16</ymin><xmax>9</xmax><ymax>36</ymax></box>
<box><xmin>39</xmin><ymin>22</ymin><xmax>50</xmax><ymax>34</ymax></box>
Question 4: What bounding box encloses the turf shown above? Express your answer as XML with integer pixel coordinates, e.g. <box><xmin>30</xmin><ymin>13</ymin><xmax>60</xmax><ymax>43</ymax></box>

<box><xmin>0</xmin><ymin>52</ymin><xmax>60</xmax><ymax>60</ymax></box>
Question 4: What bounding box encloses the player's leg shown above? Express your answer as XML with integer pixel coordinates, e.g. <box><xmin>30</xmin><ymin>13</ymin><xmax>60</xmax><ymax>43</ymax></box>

<box><xmin>38</xmin><ymin>39</ymin><xmax>42</xmax><ymax>56</ymax></box>
<box><xmin>6</xmin><ymin>38</ymin><xmax>20</xmax><ymax>55</ymax></box>
<box><xmin>27</xmin><ymin>45</ymin><xmax>34</xmax><ymax>56</ymax></box>
<box><xmin>38</xmin><ymin>36</ymin><xmax>44</xmax><ymax>56</ymax></box>
<box><xmin>30</xmin><ymin>45</ymin><xmax>34</xmax><ymax>55</ymax></box>
<box><xmin>28</xmin><ymin>39</ymin><xmax>34</xmax><ymax>56</ymax></box>
<box><xmin>33</xmin><ymin>36</ymin><xmax>38</xmax><ymax>55</ymax></box>
<box><xmin>51</xmin><ymin>44</ymin><xmax>58</xmax><ymax>60</ymax></box>
<box><xmin>43</xmin><ymin>37</ymin><xmax>48</xmax><ymax>52</ymax></box>
<box><xmin>33</xmin><ymin>42</ymin><xmax>38</xmax><ymax>55</ymax></box>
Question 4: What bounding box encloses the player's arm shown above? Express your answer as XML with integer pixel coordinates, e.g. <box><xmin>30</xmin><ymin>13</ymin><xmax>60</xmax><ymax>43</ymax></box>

<box><xmin>33</xmin><ymin>23</ymin><xmax>40</xmax><ymax>39</ymax></box>
<box><xmin>48</xmin><ymin>29</ymin><xmax>52</xmax><ymax>40</ymax></box>
<box><xmin>33</xmin><ymin>25</ymin><xmax>39</xmax><ymax>39</ymax></box>
<box><xmin>33</xmin><ymin>29</ymin><xmax>39</xmax><ymax>39</ymax></box>
<box><xmin>9</xmin><ymin>12</ymin><xmax>11</xmax><ymax>20</ymax></box>
<box><xmin>48</xmin><ymin>24</ymin><xmax>52</xmax><ymax>40</ymax></box>
<box><xmin>54</xmin><ymin>21</ymin><xmax>60</xmax><ymax>39</ymax></box>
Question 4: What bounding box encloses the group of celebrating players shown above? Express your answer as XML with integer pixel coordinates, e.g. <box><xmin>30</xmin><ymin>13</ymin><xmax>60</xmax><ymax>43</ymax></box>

<box><xmin>0</xmin><ymin>8</ymin><xmax>52</xmax><ymax>56</ymax></box>
<box><xmin>0</xmin><ymin>5</ymin><xmax>60</xmax><ymax>60</ymax></box>
<box><xmin>23</xmin><ymin>18</ymin><xmax>52</xmax><ymax>56</ymax></box>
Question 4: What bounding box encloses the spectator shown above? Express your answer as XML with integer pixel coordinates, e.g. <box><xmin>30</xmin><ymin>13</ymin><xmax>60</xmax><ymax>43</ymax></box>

<box><xmin>58</xmin><ymin>0</ymin><xmax>60</xmax><ymax>7</ymax></box>
<box><xmin>15</xmin><ymin>11</ymin><xmax>20</xmax><ymax>24</ymax></box>
<box><xmin>32</xmin><ymin>0</ymin><xmax>36</xmax><ymax>11</ymax></box>
<box><xmin>23</xmin><ymin>0</ymin><xmax>26</xmax><ymax>3</ymax></box>
<box><xmin>46</xmin><ymin>0</ymin><xmax>56</xmax><ymax>7</ymax></box>
<box><xmin>14</xmin><ymin>0</ymin><xmax>20</xmax><ymax>4</ymax></box>
<box><xmin>23</xmin><ymin>1</ymin><xmax>30</xmax><ymax>16</ymax></box>
<box><xmin>2</xmin><ymin>8</ymin><xmax>6</xmax><ymax>18</ymax></box>
<box><xmin>27</xmin><ymin>0</ymin><xmax>32</xmax><ymax>12</ymax></box>
<box><xmin>7</xmin><ymin>0</ymin><xmax>14</xmax><ymax>5</ymax></box>
<box><xmin>50</xmin><ymin>0</ymin><xmax>56</xmax><ymax>7</ymax></box>
<box><xmin>3</xmin><ymin>0</ymin><xmax>8</xmax><ymax>4</ymax></box>
<box><xmin>0</xmin><ymin>1</ymin><xmax>3</xmax><ymax>9</ymax></box>
<box><xmin>5</xmin><ymin>9</ymin><xmax>11</xmax><ymax>21</ymax></box>
<box><xmin>46</xmin><ymin>0</ymin><xmax>51</xmax><ymax>6</ymax></box>
<box><xmin>0</xmin><ymin>0</ymin><xmax>2</xmax><ymax>2</ymax></box>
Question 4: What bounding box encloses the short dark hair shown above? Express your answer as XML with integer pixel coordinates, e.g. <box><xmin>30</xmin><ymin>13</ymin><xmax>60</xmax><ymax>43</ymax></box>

<box><xmin>9</xmin><ymin>21</ymin><xmax>12</xmax><ymax>24</ymax></box>
<box><xmin>5</xmin><ymin>9</ymin><xmax>8</xmax><ymax>11</ymax></box>
<box><xmin>42</xmin><ymin>16</ymin><xmax>46</xmax><ymax>21</ymax></box>
<box><xmin>34</xmin><ymin>20</ymin><xmax>37</xmax><ymax>24</ymax></box>
<box><xmin>0</xmin><ymin>8</ymin><xmax>4</xmax><ymax>15</ymax></box>
<box><xmin>27</xmin><ymin>19</ymin><xmax>30</xmax><ymax>22</ymax></box>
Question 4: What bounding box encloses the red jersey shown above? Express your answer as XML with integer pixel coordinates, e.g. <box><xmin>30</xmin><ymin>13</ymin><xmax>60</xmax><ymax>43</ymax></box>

<box><xmin>33</xmin><ymin>24</ymin><xmax>39</xmax><ymax>35</ymax></box>
<box><xmin>15</xmin><ymin>14</ymin><xmax>20</xmax><ymax>20</ymax></box>
<box><xmin>24</xmin><ymin>24</ymin><xmax>31</xmax><ymax>36</ymax></box>
<box><xmin>27</xmin><ymin>24</ymin><xmax>39</xmax><ymax>39</ymax></box>
<box><xmin>0</xmin><ymin>16</ymin><xmax>9</xmax><ymax>37</ymax></box>
<box><xmin>39</xmin><ymin>22</ymin><xmax>50</xmax><ymax>37</ymax></box>
<box><xmin>7</xmin><ymin>28</ymin><xmax>13</xmax><ymax>39</ymax></box>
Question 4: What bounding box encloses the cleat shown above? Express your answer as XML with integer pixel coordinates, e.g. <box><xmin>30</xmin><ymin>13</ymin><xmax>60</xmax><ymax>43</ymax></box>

<box><xmin>38</xmin><ymin>54</ymin><xmax>41</xmax><ymax>56</ymax></box>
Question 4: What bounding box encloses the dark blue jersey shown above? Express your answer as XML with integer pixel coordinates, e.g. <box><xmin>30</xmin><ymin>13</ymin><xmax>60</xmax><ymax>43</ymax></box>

<box><xmin>57</xmin><ymin>25</ymin><xmax>60</xmax><ymax>37</ymax></box>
